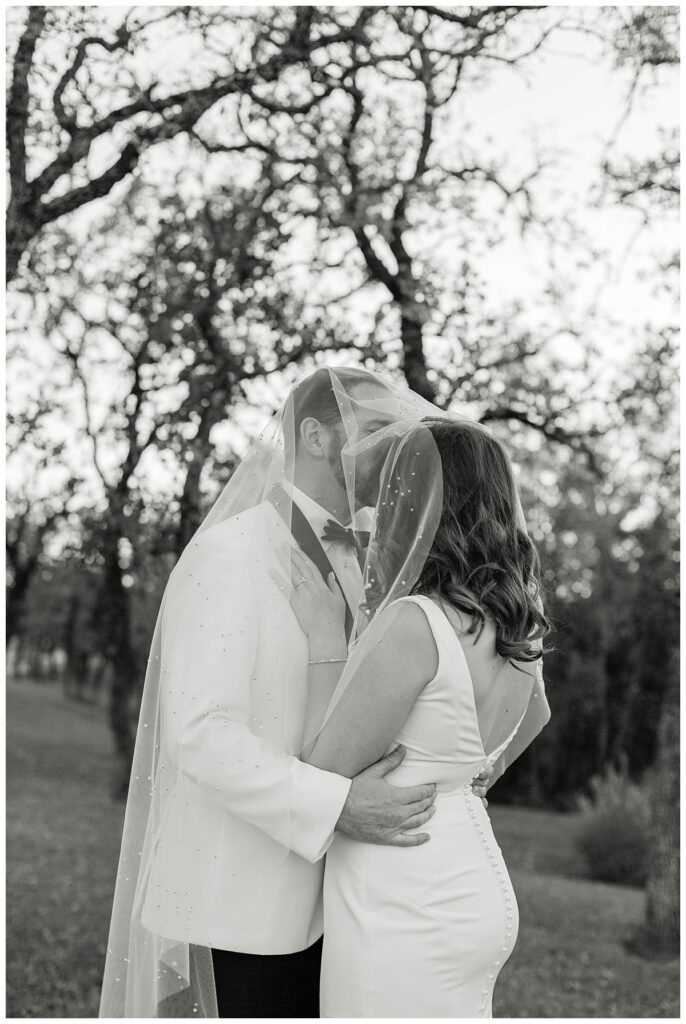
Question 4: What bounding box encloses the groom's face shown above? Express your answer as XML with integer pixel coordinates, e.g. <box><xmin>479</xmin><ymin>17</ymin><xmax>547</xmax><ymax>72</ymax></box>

<box><xmin>326</xmin><ymin>383</ymin><xmax>400</xmax><ymax>509</ymax></box>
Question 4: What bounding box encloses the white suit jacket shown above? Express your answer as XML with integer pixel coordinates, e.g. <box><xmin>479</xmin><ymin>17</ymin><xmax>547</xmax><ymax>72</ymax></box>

<box><xmin>140</xmin><ymin>499</ymin><xmax>353</xmax><ymax>953</ymax></box>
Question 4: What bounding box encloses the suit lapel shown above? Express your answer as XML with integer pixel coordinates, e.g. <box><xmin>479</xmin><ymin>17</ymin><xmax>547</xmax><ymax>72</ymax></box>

<box><xmin>268</xmin><ymin>483</ymin><xmax>355</xmax><ymax>642</ymax></box>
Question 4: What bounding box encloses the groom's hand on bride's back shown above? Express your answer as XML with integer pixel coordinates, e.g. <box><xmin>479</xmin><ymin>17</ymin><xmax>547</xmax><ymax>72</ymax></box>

<box><xmin>335</xmin><ymin>746</ymin><xmax>438</xmax><ymax>847</ymax></box>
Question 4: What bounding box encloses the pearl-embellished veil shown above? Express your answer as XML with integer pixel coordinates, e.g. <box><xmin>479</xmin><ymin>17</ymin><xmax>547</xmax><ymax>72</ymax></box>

<box><xmin>99</xmin><ymin>365</ymin><xmax>451</xmax><ymax>1016</ymax></box>
<box><xmin>98</xmin><ymin>364</ymin><xmax>549</xmax><ymax>1017</ymax></box>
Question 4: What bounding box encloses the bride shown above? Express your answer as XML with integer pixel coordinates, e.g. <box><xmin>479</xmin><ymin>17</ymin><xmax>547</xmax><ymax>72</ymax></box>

<box><xmin>275</xmin><ymin>415</ymin><xmax>552</xmax><ymax>1017</ymax></box>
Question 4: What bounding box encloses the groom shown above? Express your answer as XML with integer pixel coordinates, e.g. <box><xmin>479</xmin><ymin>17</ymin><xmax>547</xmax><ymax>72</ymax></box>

<box><xmin>142</xmin><ymin>367</ymin><xmax>492</xmax><ymax>1017</ymax></box>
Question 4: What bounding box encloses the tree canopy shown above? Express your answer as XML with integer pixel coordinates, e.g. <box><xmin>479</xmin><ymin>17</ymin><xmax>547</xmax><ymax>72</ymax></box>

<box><xmin>6</xmin><ymin>5</ymin><xmax>678</xmax><ymax>801</ymax></box>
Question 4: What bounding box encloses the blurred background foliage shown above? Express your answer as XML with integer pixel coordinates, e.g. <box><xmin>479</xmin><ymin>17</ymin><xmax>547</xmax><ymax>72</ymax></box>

<box><xmin>6</xmin><ymin>5</ymin><xmax>679</xmax><ymax>990</ymax></box>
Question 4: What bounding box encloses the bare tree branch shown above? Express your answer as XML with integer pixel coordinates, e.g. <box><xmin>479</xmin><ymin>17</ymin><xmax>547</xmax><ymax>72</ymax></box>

<box><xmin>479</xmin><ymin>404</ymin><xmax>602</xmax><ymax>475</ymax></box>
<box><xmin>6</xmin><ymin>6</ymin><xmax>381</xmax><ymax>282</ymax></box>
<box><xmin>6</xmin><ymin>7</ymin><xmax>47</xmax><ymax>189</ymax></box>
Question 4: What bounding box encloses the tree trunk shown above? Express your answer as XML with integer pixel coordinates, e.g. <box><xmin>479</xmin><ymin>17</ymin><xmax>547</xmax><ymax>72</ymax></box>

<box><xmin>6</xmin><ymin>557</ymin><xmax>37</xmax><ymax>644</ymax></box>
<box><xmin>99</xmin><ymin>525</ymin><xmax>139</xmax><ymax>798</ymax></box>
<box><xmin>611</xmin><ymin>669</ymin><xmax>641</xmax><ymax>767</ymax></box>
<box><xmin>176</xmin><ymin>402</ymin><xmax>225</xmax><ymax>554</ymax></box>
<box><xmin>6</xmin><ymin>582</ymin><xmax>26</xmax><ymax>645</ymax></box>
<box><xmin>62</xmin><ymin>590</ymin><xmax>85</xmax><ymax>699</ymax></box>
<box><xmin>400</xmin><ymin>311</ymin><xmax>436</xmax><ymax>403</ymax></box>
<box><xmin>6</xmin><ymin>193</ymin><xmax>37</xmax><ymax>284</ymax></box>
<box><xmin>643</xmin><ymin>649</ymin><xmax>679</xmax><ymax>955</ymax></box>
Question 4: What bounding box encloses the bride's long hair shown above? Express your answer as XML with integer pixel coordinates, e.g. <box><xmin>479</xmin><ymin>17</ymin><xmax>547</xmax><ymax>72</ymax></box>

<box><xmin>411</xmin><ymin>419</ymin><xmax>551</xmax><ymax>663</ymax></box>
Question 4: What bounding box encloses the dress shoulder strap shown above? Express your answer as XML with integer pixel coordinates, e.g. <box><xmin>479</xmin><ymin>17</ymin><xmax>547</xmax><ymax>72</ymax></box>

<box><xmin>390</xmin><ymin>594</ymin><xmax>457</xmax><ymax>667</ymax></box>
<box><xmin>391</xmin><ymin>594</ymin><xmax>445</xmax><ymax>635</ymax></box>
<box><xmin>395</xmin><ymin>594</ymin><xmax>456</xmax><ymax>641</ymax></box>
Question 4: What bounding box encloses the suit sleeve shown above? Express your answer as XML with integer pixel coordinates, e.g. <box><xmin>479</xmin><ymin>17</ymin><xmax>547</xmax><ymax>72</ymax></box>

<box><xmin>160</xmin><ymin>526</ymin><xmax>351</xmax><ymax>864</ymax></box>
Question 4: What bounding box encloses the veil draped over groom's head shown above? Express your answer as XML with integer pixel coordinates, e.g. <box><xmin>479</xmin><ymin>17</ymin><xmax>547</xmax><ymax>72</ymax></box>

<box><xmin>99</xmin><ymin>365</ymin><xmax>452</xmax><ymax>1017</ymax></box>
<box><xmin>100</xmin><ymin>363</ymin><xmax>550</xmax><ymax>1017</ymax></box>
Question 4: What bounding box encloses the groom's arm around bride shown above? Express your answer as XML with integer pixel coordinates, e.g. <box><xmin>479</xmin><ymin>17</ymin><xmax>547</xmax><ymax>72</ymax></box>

<box><xmin>163</xmin><ymin>513</ymin><xmax>439</xmax><ymax>856</ymax></box>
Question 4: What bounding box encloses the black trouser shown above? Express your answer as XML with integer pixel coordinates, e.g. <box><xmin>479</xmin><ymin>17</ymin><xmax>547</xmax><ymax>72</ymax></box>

<box><xmin>211</xmin><ymin>937</ymin><xmax>323</xmax><ymax>1018</ymax></box>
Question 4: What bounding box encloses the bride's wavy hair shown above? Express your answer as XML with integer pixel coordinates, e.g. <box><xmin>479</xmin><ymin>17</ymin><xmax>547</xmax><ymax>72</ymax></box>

<box><xmin>411</xmin><ymin>418</ymin><xmax>552</xmax><ymax>664</ymax></box>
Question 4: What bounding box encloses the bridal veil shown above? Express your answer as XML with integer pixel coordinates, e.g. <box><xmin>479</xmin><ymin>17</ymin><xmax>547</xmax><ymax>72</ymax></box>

<box><xmin>98</xmin><ymin>364</ymin><xmax>549</xmax><ymax>1017</ymax></box>
<box><xmin>100</xmin><ymin>366</ymin><xmax>446</xmax><ymax>1016</ymax></box>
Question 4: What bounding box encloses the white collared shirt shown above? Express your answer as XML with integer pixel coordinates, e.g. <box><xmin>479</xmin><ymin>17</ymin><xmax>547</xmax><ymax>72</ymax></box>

<box><xmin>282</xmin><ymin>481</ymin><xmax>372</xmax><ymax>616</ymax></box>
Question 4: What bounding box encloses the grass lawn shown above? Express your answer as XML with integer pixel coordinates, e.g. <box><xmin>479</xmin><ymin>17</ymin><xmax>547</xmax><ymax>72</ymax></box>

<box><xmin>489</xmin><ymin>803</ymin><xmax>592</xmax><ymax>880</ymax></box>
<box><xmin>6</xmin><ymin>679</ymin><xmax>679</xmax><ymax>1018</ymax></box>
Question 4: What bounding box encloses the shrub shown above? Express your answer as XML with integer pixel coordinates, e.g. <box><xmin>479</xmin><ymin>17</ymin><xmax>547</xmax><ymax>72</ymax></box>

<box><xmin>574</xmin><ymin>762</ymin><xmax>652</xmax><ymax>887</ymax></box>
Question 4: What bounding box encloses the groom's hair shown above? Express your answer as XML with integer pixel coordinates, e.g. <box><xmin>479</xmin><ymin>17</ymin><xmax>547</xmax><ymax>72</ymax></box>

<box><xmin>288</xmin><ymin>366</ymin><xmax>390</xmax><ymax>452</ymax></box>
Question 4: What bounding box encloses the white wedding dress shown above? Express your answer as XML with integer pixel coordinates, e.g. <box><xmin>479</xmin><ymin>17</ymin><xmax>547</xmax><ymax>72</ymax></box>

<box><xmin>320</xmin><ymin>595</ymin><xmax>533</xmax><ymax>1018</ymax></box>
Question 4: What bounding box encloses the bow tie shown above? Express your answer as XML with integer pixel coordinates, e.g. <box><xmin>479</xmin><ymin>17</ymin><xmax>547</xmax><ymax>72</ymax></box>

<box><xmin>321</xmin><ymin>518</ymin><xmax>370</xmax><ymax>569</ymax></box>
